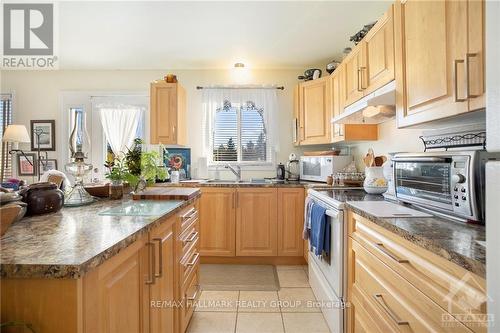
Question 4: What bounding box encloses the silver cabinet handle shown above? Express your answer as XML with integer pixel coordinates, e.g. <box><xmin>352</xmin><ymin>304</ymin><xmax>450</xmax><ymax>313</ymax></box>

<box><xmin>181</xmin><ymin>208</ymin><xmax>197</xmax><ymax>220</ymax></box>
<box><xmin>359</xmin><ymin>66</ymin><xmax>367</xmax><ymax>90</ymax></box>
<box><xmin>373</xmin><ymin>294</ymin><xmax>409</xmax><ymax>326</ymax></box>
<box><xmin>153</xmin><ymin>237</ymin><xmax>162</xmax><ymax>278</ymax></box>
<box><xmin>466</xmin><ymin>53</ymin><xmax>480</xmax><ymax>98</ymax></box>
<box><xmin>187</xmin><ymin>285</ymin><xmax>200</xmax><ymax>301</ymax></box>
<box><xmin>185</xmin><ymin>252</ymin><xmax>200</xmax><ymax>267</ymax></box>
<box><xmin>374</xmin><ymin>242</ymin><xmax>409</xmax><ymax>264</ymax></box>
<box><xmin>172</xmin><ymin>125</ymin><xmax>176</xmax><ymax>140</ymax></box>
<box><xmin>145</xmin><ymin>241</ymin><xmax>155</xmax><ymax>284</ymax></box>
<box><xmin>454</xmin><ymin>59</ymin><xmax>467</xmax><ymax>102</ymax></box>
<box><xmin>357</xmin><ymin>68</ymin><xmax>363</xmax><ymax>92</ymax></box>
<box><xmin>183</xmin><ymin>231</ymin><xmax>198</xmax><ymax>243</ymax></box>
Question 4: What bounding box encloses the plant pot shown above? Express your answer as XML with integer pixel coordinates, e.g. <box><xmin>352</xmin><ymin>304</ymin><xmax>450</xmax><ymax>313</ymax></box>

<box><xmin>109</xmin><ymin>180</ymin><xmax>124</xmax><ymax>200</ymax></box>
<box><xmin>363</xmin><ymin>167</ymin><xmax>388</xmax><ymax>194</ymax></box>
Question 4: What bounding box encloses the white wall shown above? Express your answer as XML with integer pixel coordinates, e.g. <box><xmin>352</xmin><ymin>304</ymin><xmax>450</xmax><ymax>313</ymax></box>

<box><xmin>1</xmin><ymin>69</ymin><xmax>311</xmax><ymax>181</ymax></box>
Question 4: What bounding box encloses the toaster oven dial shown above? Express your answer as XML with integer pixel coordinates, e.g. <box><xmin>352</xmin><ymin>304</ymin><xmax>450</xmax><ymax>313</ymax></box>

<box><xmin>452</xmin><ymin>174</ymin><xmax>466</xmax><ymax>184</ymax></box>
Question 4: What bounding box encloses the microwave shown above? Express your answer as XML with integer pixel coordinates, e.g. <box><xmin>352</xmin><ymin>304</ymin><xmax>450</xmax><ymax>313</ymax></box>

<box><xmin>393</xmin><ymin>151</ymin><xmax>500</xmax><ymax>223</ymax></box>
<box><xmin>299</xmin><ymin>155</ymin><xmax>353</xmax><ymax>182</ymax></box>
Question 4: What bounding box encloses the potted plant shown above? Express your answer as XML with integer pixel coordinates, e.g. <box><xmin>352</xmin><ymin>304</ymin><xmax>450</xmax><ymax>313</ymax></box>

<box><xmin>123</xmin><ymin>146</ymin><xmax>168</xmax><ymax>194</ymax></box>
<box><xmin>104</xmin><ymin>157</ymin><xmax>128</xmax><ymax>199</ymax></box>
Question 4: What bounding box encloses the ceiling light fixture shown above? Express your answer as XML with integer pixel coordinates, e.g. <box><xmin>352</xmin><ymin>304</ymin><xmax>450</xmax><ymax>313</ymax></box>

<box><xmin>234</xmin><ymin>62</ymin><xmax>245</xmax><ymax>68</ymax></box>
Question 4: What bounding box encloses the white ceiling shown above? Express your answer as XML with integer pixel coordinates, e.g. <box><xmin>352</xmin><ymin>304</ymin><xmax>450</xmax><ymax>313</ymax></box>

<box><xmin>58</xmin><ymin>1</ymin><xmax>390</xmax><ymax>70</ymax></box>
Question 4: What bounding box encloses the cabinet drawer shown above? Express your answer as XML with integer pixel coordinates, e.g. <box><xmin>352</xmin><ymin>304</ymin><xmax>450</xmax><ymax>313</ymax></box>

<box><xmin>179</xmin><ymin>241</ymin><xmax>200</xmax><ymax>287</ymax></box>
<box><xmin>179</xmin><ymin>218</ymin><xmax>199</xmax><ymax>258</ymax></box>
<box><xmin>351</xmin><ymin>239</ymin><xmax>472</xmax><ymax>333</ymax></box>
<box><xmin>181</xmin><ymin>270</ymin><xmax>200</xmax><ymax>333</ymax></box>
<box><xmin>348</xmin><ymin>211</ymin><xmax>486</xmax><ymax>332</ymax></box>
<box><xmin>179</xmin><ymin>205</ymin><xmax>198</xmax><ymax>234</ymax></box>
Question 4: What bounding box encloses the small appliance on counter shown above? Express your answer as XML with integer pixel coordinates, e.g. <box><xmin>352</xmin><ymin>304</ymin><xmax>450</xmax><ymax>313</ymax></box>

<box><xmin>300</xmin><ymin>155</ymin><xmax>353</xmax><ymax>182</ymax></box>
<box><xmin>276</xmin><ymin>163</ymin><xmax>286</xmax><ymax>180</ymax></box>
<box><xmin>286</xmin><ymin>153</ymin><xmax>300</xmax><ymax>181</ymax></box>
<box><xmin>393</xmin><ymin>150</ymin><xmax>500</xmax><ymax>223</ymax></box>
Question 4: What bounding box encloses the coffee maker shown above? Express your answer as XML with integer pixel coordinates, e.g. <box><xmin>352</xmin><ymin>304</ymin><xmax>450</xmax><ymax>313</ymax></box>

<box><xmin>286</xmin><ymin>153</ymin><xmax>300</xmax><ymax>181</ymax></box>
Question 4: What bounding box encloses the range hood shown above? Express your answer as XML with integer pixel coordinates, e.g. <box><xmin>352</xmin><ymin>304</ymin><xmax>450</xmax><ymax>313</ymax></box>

<box><xmin>332</xmin><ymin>80</ymin><xmax>396</xmax><ymax>124</ymax></box>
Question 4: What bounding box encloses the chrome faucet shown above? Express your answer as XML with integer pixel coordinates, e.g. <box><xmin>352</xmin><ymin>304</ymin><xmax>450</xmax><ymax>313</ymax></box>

<box><xmin>224</xmin><ymin>164</ymin><xmax>241</xmax><ymax>182</ymax></box>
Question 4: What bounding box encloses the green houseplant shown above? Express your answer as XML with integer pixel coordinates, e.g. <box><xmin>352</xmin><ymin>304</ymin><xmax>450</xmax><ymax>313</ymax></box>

<box><xmin>123</xmin><ymin>139</ymin><xmax>169</xmax><ymax>193</ymax></box>
<box><xmin>104</xmin><ymin>157</ymin><xmax>128</xmax><ymax>199</ymax></box>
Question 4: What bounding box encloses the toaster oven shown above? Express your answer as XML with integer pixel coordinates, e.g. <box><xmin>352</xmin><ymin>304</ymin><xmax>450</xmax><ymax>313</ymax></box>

<box><xmin>392</xmin><ymin>151</ymin><xmax>500</xmax><ymax>223</ymax></box>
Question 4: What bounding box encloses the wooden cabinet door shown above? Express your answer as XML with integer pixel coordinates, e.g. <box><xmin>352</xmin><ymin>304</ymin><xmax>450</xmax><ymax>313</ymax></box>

<box><xmin>293</xmin><ymin>85</ymin><xmax>301</xmax><ymax>146</ymax></box>
<box><xmin>150</xmin><ymin>82</ymin><xmax>178</xmax><ymax>145</ymax></box>
<box><xmin>278</xmin><ymin>188</ymin><xmax>305</xmax><ymax>256</ymax></box>
<box><xmin>149</xmin><ymin>217</ymin><xmax>175</xmax><ymax>333</ymax></box>
<box><xmin>344</xmin><ymin>43</ymin><xmax>366</xmax><ymax>106</ymax></box>
<box><xmin>299</xmin><ymin>77</ymin><xmax>332</xmax><ymax>145</ymax></box>
<box><xmin>86</xmin><ymin>239</ymin><xmax>147</xmax><ymax>333</ymax></box>
<box><xmin>395</xmin><ymin>0</ymin><xmax>468</xmax><ymax>127</ymax></box>
<box><xmin>364</xmin><ymin>5</ymin><xmax>395</xmax><ymax>95</ymax></box>
<box><xmin>236</xmin><ymin>188</ymin><xmax>278</xmax><ymax>256</ymax></box>
<box><xmin>467</xmin><ymin>0</ymin><xmax>485</xmax><ymax>111</ymax></box>
<box><xmin>199</xmin><ymin>188</ymin><xmax>236</xmax><ymax>257</ymax></box>
<box><xmin>331</xmin><ymin>66</ymin><xmax>345</xmax><ymax>142</ymax></box>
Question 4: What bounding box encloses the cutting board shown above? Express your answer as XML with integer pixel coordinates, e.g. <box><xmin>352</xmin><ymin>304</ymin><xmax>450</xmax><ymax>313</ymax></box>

<box><xmin>347</xmin><ymin>201</ymin><xmax>432</xmax><ymax>218</ymax></box>
<box><xmin>132</xmin><ymin>187</ymin><xmax>200</xmax><ymax>201</ymax></box>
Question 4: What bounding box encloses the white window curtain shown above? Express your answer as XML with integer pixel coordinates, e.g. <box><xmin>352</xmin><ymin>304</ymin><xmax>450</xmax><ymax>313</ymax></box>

<box><xmin>202</xmin><ymin>86</ymin><xmax>279</xmax><ymax>165</ymax></box>
<box><xmin>92</xmin><ymin>96</ymin><xmax>145</xmax><ymax>157</ymax></box>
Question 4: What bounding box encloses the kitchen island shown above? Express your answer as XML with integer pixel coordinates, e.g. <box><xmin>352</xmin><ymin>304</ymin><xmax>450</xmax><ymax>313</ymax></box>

<box><xmin>1</xmin><ymin>188</ymin><xmax>201</xmax><ymax>333</ymax></box>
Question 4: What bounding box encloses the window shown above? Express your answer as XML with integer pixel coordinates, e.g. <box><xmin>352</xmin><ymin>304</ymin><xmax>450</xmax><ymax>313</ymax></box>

<box><xmin>0</xmin><ymin>94</ymin><xmax>13</xmax><ymax>181</ymax></box>
<box><xmin>203</xmin><ymin>88</ymin><xmax>278</xmax><ymax>166</ymax></box>
<box><xmin>212</xmin><ymin>100</ymin><xmax>268</xmax><ymax>163</ymax></box>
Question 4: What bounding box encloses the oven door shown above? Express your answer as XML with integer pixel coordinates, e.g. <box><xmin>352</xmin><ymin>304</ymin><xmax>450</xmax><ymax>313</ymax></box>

<box><xmin>394</xmin><ymin>156</ymin><xmax>453</xmax><ymax>211</ymax></box>
<box><xmin>308</xmin><ymin>207</ymin><xmax>344</xmax><ymax>297</ymax></box>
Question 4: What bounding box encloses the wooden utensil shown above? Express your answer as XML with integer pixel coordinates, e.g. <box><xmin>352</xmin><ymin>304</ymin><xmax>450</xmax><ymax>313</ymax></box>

<box><xmin>367</xmin><ymin>149</ymin><xmax>375</xmax><ymax>167</ymax></box>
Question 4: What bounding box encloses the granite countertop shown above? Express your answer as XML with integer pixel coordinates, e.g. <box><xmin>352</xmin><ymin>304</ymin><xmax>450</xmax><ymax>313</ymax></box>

<box><xmin>343</xmin><ymin>196</ymin><xmax>486</xmax><ymax>278</ymax></box>
<box><xmin>155</xmin><ymin>180</ymin><xmax>337</xmax><ymax>189</ymax></box>
<box><xmin>0</xmin><ymin>191</ymin><xmax>201</xmax><ymax>279</ymax></box>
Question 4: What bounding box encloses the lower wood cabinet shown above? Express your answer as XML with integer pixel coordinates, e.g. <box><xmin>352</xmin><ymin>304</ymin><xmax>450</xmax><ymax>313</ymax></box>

<box><xmin>149</xmin><ymin>215</ymin><xmax>176</xmax><ymax>333</ymax></box>
<box><xmin>236</xmin><ymin>188</ymin><xmax>278</xmax><ymax>256</ymax></box>
<box><xmin>199</xmin><ymin>187</ymin><xmax>306</xmax><ymax>259</ymax></box>
<box><xmin>278</xmin><ymin>188</ymin><xmax>305</xmax><ymax>256</ymax></box>
<box><xmin>0</xmin><ymin>199</ymin><xmax>200</xmax><ymax>333</ymax></box>
<box><xmin>347</xmin><ymin>210</ymin><xmax>487</xmax><ymax>333</ymax></box>
<box><xmin>199</xmin><ymin>187</ymin><xmax>236</xmax><ymax>256</ymax></box>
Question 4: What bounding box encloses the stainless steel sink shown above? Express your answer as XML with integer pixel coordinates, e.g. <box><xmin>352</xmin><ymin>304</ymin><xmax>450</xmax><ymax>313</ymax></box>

<box><xmin>202</xmin><ymin>178</ymin><xmax>272</xmax><ymax>184</ymax></box>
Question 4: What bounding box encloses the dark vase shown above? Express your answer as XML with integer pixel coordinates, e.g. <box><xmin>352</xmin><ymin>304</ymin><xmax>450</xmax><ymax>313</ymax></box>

<box><xmin>20</xmin><ymin>182</ymin><xmax>65</xmax><ymax>215</ymax></box>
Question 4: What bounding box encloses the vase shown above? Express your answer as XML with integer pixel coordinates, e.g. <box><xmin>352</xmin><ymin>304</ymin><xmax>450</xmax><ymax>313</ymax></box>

<box><xmin>109</xmin><ymin>180</ymin><xmax>124</xmax><ymax>200</ymax></box>
<box><xmin>170</xmin><ymin>170</ymin><xmax>180</xmax><ymax>184</ymax></box>
<box><xmin>363</xmin><ymin>167</ymin><xmax>388</xmax><ymax>194</ymax></box>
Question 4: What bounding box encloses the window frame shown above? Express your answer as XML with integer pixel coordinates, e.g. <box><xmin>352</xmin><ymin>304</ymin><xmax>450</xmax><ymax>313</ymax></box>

<box><xmin>208</xmin><ymin>100</ymin><xmax>274</xmax><ymax>168</ymax></box>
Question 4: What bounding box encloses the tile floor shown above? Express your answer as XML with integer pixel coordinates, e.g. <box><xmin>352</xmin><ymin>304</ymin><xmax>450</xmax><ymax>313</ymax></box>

<box><xmin>187</xmin><ymin>265</ymin><xmax>331</xmax><ymax>333</ymax></box>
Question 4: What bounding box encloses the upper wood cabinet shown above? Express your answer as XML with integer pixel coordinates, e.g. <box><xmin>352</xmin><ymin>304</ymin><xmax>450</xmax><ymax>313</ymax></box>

<box><xmin>331</xmin><ymin>65</ymin><xmax>378</xmax><ymax>143</ymax></box>
<box><xmin>344</xmin><ymin>43</ymin><xmax>367</xmax><ymax>107</ymax></box>
<box><xmin>298</xmin><ymin>76</ymin><xmax>332</xmax><ymax>145</ymax></box>
<box><xmin>395</xmin><ymin>0</ymin><xmax>484</xmax><ymax>128</ymax></box>
<box><xmin>344</xmin><ymin>5</ymin><xmax>395</xmax><ymax>107</ymax></box>
<box><xmin>364</xmin><ymin>5</ymin><xmax>395</xmax><ymax>95</ymax></box>
<box><xmin>277</xmin><ymin>188</ymin><xmax>305</xmax><ymax>257</ymax></box>
<box><xmin>150</xmin><ymin>81</ymin><xmax>186</xmax><ymax>145</ymax></box>
<box><xmin>236</xmin><ymin>188</ymin><xmax>278</xmax><ymax>256</ymax></box>
<box><xmin>199</xmin><ymin>188</ymin><xmax>236</xmax><ymax>257</ymax></box>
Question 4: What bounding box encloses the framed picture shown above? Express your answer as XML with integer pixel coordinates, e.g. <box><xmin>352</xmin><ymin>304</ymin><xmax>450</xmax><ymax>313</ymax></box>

<box><xmin>39</xmin><ymin>159</ymin><xmax>58</xmax><ymax>173</ymax></box>
<box><xmin>17</xmin><ymin>153</ymin><xmax>37</xmax><ymax>176</ymax></box>
<box><xmin>163</xmin><ymin>147</ymin><xmax>191</xmax><ymax>180</ymax></box>
<box><xmin>30</xmin><ymin>120</ymin><xmax>56</xmax><ymax>151</ymax></box>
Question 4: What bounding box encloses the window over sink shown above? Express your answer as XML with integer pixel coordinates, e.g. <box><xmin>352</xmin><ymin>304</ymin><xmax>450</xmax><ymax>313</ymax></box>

<box><xmin>202</xmin><ymin>88</ymin><xmax>278</xmax><ymax>167</ymax></box>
